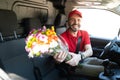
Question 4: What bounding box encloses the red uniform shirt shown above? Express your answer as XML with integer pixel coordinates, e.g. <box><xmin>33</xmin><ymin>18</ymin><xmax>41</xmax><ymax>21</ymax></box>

<box><xmin>60</xmin><ymin>29</ymin><xmax>91</xmax><ymax>52</ymax></box>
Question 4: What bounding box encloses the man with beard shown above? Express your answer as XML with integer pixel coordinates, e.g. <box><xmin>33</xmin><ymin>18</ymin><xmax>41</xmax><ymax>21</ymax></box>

<box><xmin>53</xmin><ymin>10</ymin><xmax>108</xmax><ymax>77</ymax></box>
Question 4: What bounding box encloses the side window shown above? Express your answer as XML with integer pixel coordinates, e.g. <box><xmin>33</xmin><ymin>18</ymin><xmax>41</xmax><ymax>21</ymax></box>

<box><xmin>78</xmin><ymin>9</ymin><xmax>120</xmax><ymax>39</ymax></box>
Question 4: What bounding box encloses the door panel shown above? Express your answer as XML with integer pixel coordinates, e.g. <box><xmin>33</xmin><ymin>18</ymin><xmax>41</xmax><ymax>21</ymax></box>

<box><xmin>90</xmin><ymin>37</ymin><xmax>110</xmax><ymax>57</ymax></box>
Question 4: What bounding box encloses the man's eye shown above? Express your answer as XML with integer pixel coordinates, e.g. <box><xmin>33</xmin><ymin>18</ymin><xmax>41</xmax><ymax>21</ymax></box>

<box><xmin>70</xmin><ymin>19</ymin><xmax>74</xmax><ymax>21</ymax></box>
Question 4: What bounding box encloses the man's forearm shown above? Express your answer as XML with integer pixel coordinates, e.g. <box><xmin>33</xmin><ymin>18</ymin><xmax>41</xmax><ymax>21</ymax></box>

<box><xmin>81</xmin><ymin>44</ymin><xmax>93</xmax><ymax>58</ymax></box>
<box><xmin>82</xmin><ymin>49</ymin><xmax>93</xmax><ymax>58</ymax></box>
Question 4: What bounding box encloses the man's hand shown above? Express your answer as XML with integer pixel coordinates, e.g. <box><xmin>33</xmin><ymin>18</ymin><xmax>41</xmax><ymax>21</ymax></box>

<box><xmin>53</xmin><ymin>51</ymin><xmax>67</xmax><ymax>63</ymax></box>
<box><xmin>65</xmin><ymin>52</ymin><xmax>81</xmax><ymax>66</ymax></box>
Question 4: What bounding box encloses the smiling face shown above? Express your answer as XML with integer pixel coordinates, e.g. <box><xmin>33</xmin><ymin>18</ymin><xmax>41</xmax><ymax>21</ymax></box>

<box><xmin>68</xmin><ymin>14</ymin><xmax>82</xmax><ymax>32</ymax></box>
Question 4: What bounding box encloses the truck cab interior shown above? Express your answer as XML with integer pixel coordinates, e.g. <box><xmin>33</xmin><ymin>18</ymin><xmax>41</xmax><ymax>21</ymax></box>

<box><xmin>0</xmin><ymin>0</ymin><xmax>120</xmax><ymax>80</ymax></box>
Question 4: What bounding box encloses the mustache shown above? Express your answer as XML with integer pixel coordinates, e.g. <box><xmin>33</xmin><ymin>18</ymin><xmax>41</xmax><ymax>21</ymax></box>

<box><xmin>71</xmin><ymin>24</ymin><xmax>79</xmax><ymax>26</ymax></box>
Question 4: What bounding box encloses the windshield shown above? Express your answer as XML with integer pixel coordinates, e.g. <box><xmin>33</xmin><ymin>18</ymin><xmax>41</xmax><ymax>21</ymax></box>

<box><xmin>77</xmin><ymin>9</ymin><xmax>120</xmax><ymax>39</ymax></box>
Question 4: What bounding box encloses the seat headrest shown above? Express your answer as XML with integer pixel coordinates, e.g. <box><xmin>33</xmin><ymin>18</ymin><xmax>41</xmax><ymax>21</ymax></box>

<box><xmin>54</xmin><ymin>13</ymin><xmax>67</xmax><ymax>27</ymax></box>
<box><xmin>0</xmin><ymin>9</ymin><xmax>18</xmax><ymax>37</ymax></box>
<box><xmin>56</xmin><ymin>27</ymin><xmax>66</xmax><ymax>35</ymax></box>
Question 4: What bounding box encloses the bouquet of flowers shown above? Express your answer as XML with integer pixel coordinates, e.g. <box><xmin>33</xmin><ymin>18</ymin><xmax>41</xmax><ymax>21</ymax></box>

<box><xmin>25</xmin><ymin>26</ymin><xmax>71</xmax><ymax>61</ymax></box>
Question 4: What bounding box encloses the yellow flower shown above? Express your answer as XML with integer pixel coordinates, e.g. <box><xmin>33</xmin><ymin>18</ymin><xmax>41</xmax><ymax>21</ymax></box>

<box><xmin>35</xmin><ymin>52</ymin><xmax>41</xmax><ymax>56</ymax></box>
<box><xmin>46</xmin><ymin>29</ymin><xmax>51</xmax><ymax>36</ymax></box>
<box><xmin>51</xmin><ymin>26</ymin><xmax>55</xmax><ymax>31</ymax></box>
<box><xmin>26</xmin><ymin>41</ymin><xmax>32</xmax><ymax>48</ymax></box>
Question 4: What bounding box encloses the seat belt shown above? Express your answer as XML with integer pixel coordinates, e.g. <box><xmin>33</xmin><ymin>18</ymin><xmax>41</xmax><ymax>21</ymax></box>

<box><xmin>34</xmin><ymin>66</ymin><xmax>42</xmax><ymax>80</ymax></box>
<box><xmin>31</xmin><ymin>58</ymin><xmax>42</xmax><ymax>80</ymax></box>
<box><xmin>75</xmin><ymin>36</ymin><xmax>82</xmax><ymax>53</ymax></box>
<box><xmin>75</xmin><ymin>31</ymin><xmax>82</xmax><ymax>53</ymax></box>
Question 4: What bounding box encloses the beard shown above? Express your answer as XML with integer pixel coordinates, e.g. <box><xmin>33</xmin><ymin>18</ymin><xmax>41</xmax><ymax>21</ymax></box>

<box><xmin>69</xmin><ymin>24</ymin><xmax>81</xmax><ymax>32</ymax></box>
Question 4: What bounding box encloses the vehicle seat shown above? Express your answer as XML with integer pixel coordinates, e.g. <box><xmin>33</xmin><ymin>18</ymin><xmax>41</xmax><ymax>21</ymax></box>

<box><xmin>0</xmin><ymin>9</ymin><xmax>23</xmax><ymax>41</ymax></box>
<box><xmin>0</xmin><ymin>9</ymin><xmax>38</xmax><ymax>80</ymax></box>
<box><xmin>21</xmin><ymin>17</ymin><xmax>65</xmax><ymax>80</ymax></box>
<box><xmin>0</xmin><ymin>39</ymin><xmax>37</xmax><ymax>80</ymax></box>
<box><xmin>53</xmin><ymin>13</ymin><xmax>99</xmax><ymax>80</ymax></box>
<box><xmin>54</xmin><ymin>13</ymin><xmax>67</xmax><ymax>35</ymax></box>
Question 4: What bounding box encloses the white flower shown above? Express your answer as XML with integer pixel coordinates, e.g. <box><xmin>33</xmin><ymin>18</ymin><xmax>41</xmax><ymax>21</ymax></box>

<box><xmin>32</xmin><ymin>44</ymin><xmax>49</xmax><ymax>54</ymax></box>
<box><xmin>28</xmin><ymin>51</ymin><xmax>34</xmax><ymax>58</ymax></box>
<box><xmin>49</xmin><ymin>40</ymin><xmax>58</xmax><ymax>48</ymax></box>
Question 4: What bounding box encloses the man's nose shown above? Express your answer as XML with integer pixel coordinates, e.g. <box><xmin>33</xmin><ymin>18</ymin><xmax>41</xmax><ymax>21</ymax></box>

<box><xmin>74</xmin><ymin>19</ymin><xmax>78</xmax><ymax>24</ymax></box>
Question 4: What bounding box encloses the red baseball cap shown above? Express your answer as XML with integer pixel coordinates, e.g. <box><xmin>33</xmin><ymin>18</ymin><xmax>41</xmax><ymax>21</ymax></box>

<box><xmin>68</xmin><ymin>10</ymin><xmax>82</xmax><ymax>18</ymax></box>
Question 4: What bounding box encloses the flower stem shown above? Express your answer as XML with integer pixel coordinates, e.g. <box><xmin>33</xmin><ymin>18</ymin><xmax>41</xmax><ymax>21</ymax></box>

<box><xmin>65</xmin><ymin>53</ymin><xmax>72</xmax><ymax>61</ymax></box>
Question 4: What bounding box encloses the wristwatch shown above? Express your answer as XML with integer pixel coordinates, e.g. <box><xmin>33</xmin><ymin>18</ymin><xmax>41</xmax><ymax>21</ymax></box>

<box><xmin>78</xmin><ymin>51</ymin><xmax>85</xmax><ymax>60</ymax></box>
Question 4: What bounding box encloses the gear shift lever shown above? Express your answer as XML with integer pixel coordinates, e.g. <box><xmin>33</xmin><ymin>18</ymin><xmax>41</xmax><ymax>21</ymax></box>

<box><xmin>99</xmin><ymin>59</ymin><xmax>120</xmax><ymax>80</ymax></box>
<box><xmin>102</xmin><ymin>59</ymin><xmax>114</xmax><ymax>76</ymax></box>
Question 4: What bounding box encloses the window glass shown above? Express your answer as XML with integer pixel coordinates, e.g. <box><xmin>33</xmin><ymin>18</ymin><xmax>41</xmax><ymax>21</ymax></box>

<box><xmin>78</xmin><ymin>9</ymin><xmax>120</xmax><ymax>39</ymax></box>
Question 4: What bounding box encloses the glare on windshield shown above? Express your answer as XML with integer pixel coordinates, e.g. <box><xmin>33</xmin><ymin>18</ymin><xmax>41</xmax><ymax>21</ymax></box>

<box><xmin>78</xmin><ymin>9</ymin><xmax>120</xmax><ymax>39</ymax></box>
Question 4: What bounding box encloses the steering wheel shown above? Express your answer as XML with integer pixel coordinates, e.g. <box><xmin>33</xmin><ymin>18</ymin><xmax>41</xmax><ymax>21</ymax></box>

<box><xmin>99</xmin><ymin>37</ymin><xmax>117</xmax><ymax>59</ymax></box>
